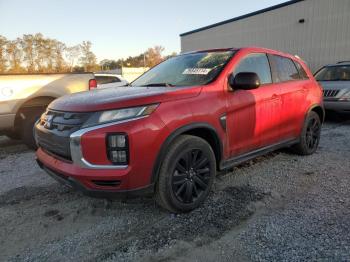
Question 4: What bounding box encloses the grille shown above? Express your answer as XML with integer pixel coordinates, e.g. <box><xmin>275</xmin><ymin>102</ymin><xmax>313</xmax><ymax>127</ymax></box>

<box><xmin>323</xmin><ymin>89</ymin><xmax>340</xmax><ymax>97</ymax></box>
<box><xmin>36</xmin><ymin>110</ymin><xmax>91</xmax><ymax>160</ymax></box>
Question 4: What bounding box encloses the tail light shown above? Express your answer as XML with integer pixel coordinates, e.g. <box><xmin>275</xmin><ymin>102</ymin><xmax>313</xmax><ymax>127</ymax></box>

<box><xmin>106</xmin><ymin>133</ymin><xmax>129</xmax><ymax>165</ymax></box>
<box><xmin>89</xmin><ymin>79</ymin><xmax>97</xmax><ymax>90</ymax></box>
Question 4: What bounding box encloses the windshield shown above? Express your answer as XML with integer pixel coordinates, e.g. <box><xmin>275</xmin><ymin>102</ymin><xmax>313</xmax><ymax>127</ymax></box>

<box><xmin>131</xmin><ymin>50</ymin><xmax>235</xmax><ymax>87</ymax></box>
<box><xmin>315</xmin><ymin>65</ymin><xmax>350</xmax><ymax>81</ymax></box>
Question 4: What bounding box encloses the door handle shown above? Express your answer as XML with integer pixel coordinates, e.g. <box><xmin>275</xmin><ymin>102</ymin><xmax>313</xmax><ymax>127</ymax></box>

<box><xmin>271</xmin><ymin>94</ymin><xmax>279</xmax><ymax>99</ymax></box>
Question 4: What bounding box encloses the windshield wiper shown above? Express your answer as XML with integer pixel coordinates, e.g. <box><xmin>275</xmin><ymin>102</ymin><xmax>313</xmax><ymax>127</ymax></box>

<box><xmin>141</xmin><ymin>83</ymin><xmax>176</xmax><ymax>87</ymax></box>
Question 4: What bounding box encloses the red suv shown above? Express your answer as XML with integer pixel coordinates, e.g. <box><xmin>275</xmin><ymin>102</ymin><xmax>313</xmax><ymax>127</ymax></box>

<box><xmin>35</xmin><ymin>47</ymin><xmax>323</xmax><ymax>213</ymax></box>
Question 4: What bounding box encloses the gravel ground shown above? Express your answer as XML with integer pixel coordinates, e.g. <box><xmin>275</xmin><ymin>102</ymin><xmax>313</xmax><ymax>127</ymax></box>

<box><xmin>0</xmin><ymin>116</ymin><xmax>349</xmax><ymax>262</ymax></box>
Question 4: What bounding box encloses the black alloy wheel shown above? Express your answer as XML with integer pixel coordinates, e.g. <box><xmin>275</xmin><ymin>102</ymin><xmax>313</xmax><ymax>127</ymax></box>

<box><xmin>171</xmin><ymin>149</ymin><xmax>211</xmax><ymax>204</ymax></box>
<box><xmin>156</xmin><ymin>135</ymin><xmax>216</xmax><ymax>213</ymax></box>
<box><xmin>293</xmin><ymin>111</ymin><xmax>321</xmax><ymax>155</ymax></box>
<box><xmin>305</xmin><ymin>116</ymin><xmax>321</xmax><ymax>151</ymax></box>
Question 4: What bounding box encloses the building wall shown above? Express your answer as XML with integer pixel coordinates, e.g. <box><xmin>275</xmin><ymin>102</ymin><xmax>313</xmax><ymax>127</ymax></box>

<box><xmin>180</xmin><ymin>0</ymin><xmax>350</xmax><ymax>72</ymax></box>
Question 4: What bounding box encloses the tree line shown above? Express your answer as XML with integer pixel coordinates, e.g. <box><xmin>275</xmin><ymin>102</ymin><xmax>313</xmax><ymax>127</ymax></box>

<box><xmin>100</xmin><ymin>46</ymin><xmax>177</xmax><ymax>70</ymax></box>
<box><xmin>0</xmin><ymin>34</ymin><xmax>177</xmax><ymax>74</ymax></box>
<box><xmin>0</xmin><ymin>34</ymin><xmax>98</xmax><ymax>73</ymax></box>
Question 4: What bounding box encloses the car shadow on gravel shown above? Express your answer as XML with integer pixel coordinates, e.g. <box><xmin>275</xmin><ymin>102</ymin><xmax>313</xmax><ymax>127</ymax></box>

<box><xmin>99</xmin><ymin>185</ymin><xmax>269</xmax><ymax>261</ymax></box>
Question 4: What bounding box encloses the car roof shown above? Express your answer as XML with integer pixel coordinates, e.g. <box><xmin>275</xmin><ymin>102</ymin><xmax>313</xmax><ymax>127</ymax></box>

<box><xmin>182</xmin><ymin>47</ymin><xmax>302</xmax><ymax>61</ymax></box>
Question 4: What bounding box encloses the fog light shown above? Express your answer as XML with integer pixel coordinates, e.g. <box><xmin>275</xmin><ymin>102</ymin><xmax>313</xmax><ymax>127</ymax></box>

<box><xmin>110</xmin><ymin>150</ymin><xmax>127</xmax><ymax>163</ymax></box>
<box><xmin>107</xmin><ymin>133</ymin><xmax>128</xmax><ymax>165</ymax></box>
<box><xmin>108</xmin><ymin>134</ymin><xmax>126</xmax><ymax>148</ymax></box>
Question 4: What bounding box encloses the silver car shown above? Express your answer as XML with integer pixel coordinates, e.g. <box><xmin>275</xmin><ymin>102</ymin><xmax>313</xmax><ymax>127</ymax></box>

<box><xmin>315</xmin><ymin>62</ymin><xmax>350</xmax><ymax>113</ymax></box>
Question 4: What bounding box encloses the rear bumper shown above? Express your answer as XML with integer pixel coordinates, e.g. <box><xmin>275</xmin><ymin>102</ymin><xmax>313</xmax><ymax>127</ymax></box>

<box><xmin>324</xmin><ymin>101</ymin><xmax>350</xmax><ymax>112</ymax></box>
<box><xmin>0</xmin><ymin>114</ymin><xmax>16</xmax><ymax>132</ymax></box>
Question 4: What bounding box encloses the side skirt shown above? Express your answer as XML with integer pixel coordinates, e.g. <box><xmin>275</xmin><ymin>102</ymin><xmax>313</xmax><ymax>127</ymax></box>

<box><xmin>220</xmin><ymin>138</ymin><xmax>299</xmax><ymax>170</ymax></box>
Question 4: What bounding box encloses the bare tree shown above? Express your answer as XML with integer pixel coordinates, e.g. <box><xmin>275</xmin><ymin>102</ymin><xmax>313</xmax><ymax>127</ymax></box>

<box><xmin>79</xmin><ymin>41</ymin><xmax>98</xmax><ymax>71</ymax></box>
<box><xmin>20</xmin><ymin>34</ymin><xmax>37</xmax><ymax>73</ymax></box>
<box><xmin>6</xmin><ymin>38</ymin><xmax>24</xmax><ymax>73</ymax></box>
<box><xmin>52</xmin><ymin>39</ymin><xmax>66</xmax><ymax>72</ymax></box>
<box><xmin>0</xmin><ymin>35</ymin><xmax>8</xmax><ymax>73</ymax></box>
<box><xmin>65</xmin><ymin>45</ymin><xmax>81</xmax><ymax>72</ymax></box>
<box><xmin>145</xmin><ymin>46</ymin><xmax>165</xmax><ymax>67</ymax></box>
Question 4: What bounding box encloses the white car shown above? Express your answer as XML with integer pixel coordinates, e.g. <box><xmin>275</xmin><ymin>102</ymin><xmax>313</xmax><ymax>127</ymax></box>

<box><xmin>94</xmin><ymin>73</ymin><xmax>129</xmax><ymax>88</ymax></box>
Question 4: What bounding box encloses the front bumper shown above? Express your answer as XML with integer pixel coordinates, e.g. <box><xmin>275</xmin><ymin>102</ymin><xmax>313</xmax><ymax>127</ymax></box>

<box><xmin>36</xmin><ymin>148</ymin><xmax>154</xmax><ymax>197</ymax></box>
<box><xmin>36</xmin><ymin>158</ymin><xmax>153</xmax><ymax>197</ymax></box>
<box><xmin>35</xmin><ymin>113</ymin><xmax>168</xmax><ymax>196</ymax></box>
<box><xmin>324</xmin><ymin>100</ymin><xmax>350</xmax><ymax>112</ymax></box>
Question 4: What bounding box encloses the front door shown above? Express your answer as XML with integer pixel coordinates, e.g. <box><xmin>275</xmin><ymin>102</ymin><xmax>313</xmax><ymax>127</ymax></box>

<box><xmin>225</xmin><ymin>53</ymin><xmax>282</xmax><ymax>157</ymax></box>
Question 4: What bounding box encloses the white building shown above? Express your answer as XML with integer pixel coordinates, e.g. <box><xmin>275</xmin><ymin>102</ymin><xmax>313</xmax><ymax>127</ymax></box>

<box><xmin>180</xmin><ymin>0</ymin><xmax>350</xmax><ymax>72</ymax></box>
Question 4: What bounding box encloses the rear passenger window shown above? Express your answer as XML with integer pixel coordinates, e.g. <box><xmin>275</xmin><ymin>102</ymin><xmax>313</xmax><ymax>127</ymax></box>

<box><xmin>270</xmin><ymin>55</ymin><xmax>300</xmax><ymax>82</ymax></box>
<box><xmin>233</xmin><ymin>53</ymin><xmax>272</xmax><ymax>84</ymax></box>
<box><xmin>294</xmin><ymin>61</ymin><xmax>309</xmax><ymax>79</ymax></box>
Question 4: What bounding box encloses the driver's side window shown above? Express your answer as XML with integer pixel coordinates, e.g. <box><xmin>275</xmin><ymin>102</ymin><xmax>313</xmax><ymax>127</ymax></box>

<box><xmin>233</xmin><ymin>53</ymin><xmax>272</xmax><ymax>85</ymax></box>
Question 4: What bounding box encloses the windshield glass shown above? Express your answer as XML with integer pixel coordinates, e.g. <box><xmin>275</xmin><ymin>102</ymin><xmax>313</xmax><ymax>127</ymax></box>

<box><xmin>315</xmin><ymin>65</ymin><xmax>350</xmax><ymax>81</ymax></box>
<box><xmin>131</xmin><ymin>51</ymin><xmax>235</xmax><ymax>87</ymax></box>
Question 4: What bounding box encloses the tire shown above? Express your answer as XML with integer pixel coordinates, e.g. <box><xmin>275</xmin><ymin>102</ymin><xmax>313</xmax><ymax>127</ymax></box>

<box><xmin>292</xmin><ymin>111</ymin><xmax>321</xmax><ymax>155</ymax></box>
<box><xmin>155</xmin><ymin>135</ymin><xmax>216</xmax><ymax>213</ymax></box>
<box><xmin>19</xmin><ymin>107</ymin><xmax>45</xmax><ymax>150</ymax></box>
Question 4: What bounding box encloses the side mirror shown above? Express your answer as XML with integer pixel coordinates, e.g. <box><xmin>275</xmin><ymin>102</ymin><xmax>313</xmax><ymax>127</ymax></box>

<box><xmin>228</xmin><ymin>72</ymin><xmax>261</xmax><ymax>90</ymax></box>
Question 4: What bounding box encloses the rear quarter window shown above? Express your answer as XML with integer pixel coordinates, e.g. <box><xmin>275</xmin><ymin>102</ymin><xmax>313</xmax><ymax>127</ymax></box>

<box><xmin>269</xmin><ymin>55</ymin><xmax>300</xmax><ymax>82</ymax></box>
<box><xmin>294</xmin><ymin>61</ymin><xmax>309</xmax><ymax>80</ymax></box>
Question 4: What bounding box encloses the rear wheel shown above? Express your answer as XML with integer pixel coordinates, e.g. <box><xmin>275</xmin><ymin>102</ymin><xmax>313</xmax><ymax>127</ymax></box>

<box><xmin>292</xmin><ymin>111</ymin><xmax>321</xmax><ymax>155</ymax></box>
<box><xmin>156</xmin><ymin>135</ymin><xmax>216</xmax><ymax>213</ymax></box>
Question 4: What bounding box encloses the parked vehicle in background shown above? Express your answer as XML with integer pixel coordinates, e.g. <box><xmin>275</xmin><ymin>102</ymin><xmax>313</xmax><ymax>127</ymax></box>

<box><xmin>94</xmin><ymin>73</ymin><xmax>129</xmax><ymax>88</ymax></box>
<box><xmin>0</xmin><ymin>73</ymin><xmax>96</xmax><ymax>148</ymax></box>
<box><xmin>35</xmin><ymin>47</ymin><xmax>324</xmax><ymax>213</ymax></box>
<box><xmin>315</xmin><ymin>62</ymin><xmax>350</xmax><ymax>113</ymax></box>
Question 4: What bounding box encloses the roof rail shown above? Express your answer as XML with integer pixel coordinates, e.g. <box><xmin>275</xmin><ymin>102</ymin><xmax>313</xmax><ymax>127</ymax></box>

<box><xmin>336</xmin><ymin>61</ymin><xmax>350</xmax><ymax>64</ymax></box>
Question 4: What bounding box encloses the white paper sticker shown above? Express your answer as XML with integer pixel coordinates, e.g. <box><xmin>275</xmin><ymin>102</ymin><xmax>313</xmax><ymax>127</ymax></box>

<box><xmin>182</xmin><ymin>68</ymin><xmax>212</xmax><ymax>75</ymax></box>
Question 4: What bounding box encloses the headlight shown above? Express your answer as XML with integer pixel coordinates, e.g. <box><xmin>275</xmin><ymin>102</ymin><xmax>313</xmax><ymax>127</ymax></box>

<box><xmin>82</xmin><ymin>104</ymin><xmax>159</xmax><ymax>127</ymax></box>
<box><xmin>339</xmin><ymin>91</ymin><xmax>350</xmax><ymax>101</ymax></box>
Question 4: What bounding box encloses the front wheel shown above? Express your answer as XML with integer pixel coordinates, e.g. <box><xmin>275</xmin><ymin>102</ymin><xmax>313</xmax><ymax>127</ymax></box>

<box><xmin>292</xmin><ymin>111</ymin><xmax>321</xmax><ymax>155</ymax></box>
<box><xmin>155</xmin><ymin>135</ymin><xmax>216</xmax><ymax>213</ymax></box>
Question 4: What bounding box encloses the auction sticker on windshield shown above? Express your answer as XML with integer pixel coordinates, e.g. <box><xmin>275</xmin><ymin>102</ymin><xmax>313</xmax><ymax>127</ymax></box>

<box><xmin>182</xmin><ymin>68</ymin><xmax>212</xmax><ymax>75</ymax></box>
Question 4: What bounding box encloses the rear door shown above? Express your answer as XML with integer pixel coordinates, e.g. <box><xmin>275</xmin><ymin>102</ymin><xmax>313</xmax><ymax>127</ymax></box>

<box><xmin>268</xmin><ymin>55</ymin><xmax>309</xmax><ymax>139</ymax></box>
<box><xmin>226</xmin><ymin>53</ymin><xmax>282</xmax><ymax>156</ymax></box>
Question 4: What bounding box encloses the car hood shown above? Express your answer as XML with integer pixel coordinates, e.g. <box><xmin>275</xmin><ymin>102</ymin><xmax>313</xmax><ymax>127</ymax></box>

<box><xmin>318</xmin><ymin>80</ymin><xmax>350</xmax><ymax>90</ymax></box>
<box><xmin>49</xmin><ymin>85</ymin><xmax>202</xmax><ymax>112</ymax></box>
<box><xmin>318</xmin><ymin>81</ymin><xmax>350</xmax><ymax>97</ymax></box>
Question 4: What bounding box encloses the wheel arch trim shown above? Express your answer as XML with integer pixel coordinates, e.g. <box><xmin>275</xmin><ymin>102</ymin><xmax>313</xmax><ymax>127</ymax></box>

<box><xmin>307</xmin><ymin>103</ymin><xmax>325</xmax><ymax>123</ymax></box>
<box><xmin>151</xmin><ymin>122</ymin><xmax>223</xmax><ymax>185</ymax></box>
